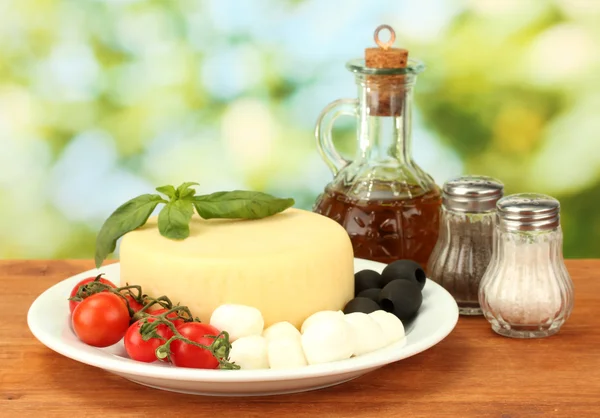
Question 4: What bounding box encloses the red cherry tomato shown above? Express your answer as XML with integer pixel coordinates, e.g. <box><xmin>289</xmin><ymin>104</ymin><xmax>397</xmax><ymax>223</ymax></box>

<box><xmin>72</xmin><ymin>293</ymin><xmax>130</xmax><ymax>347</ymax></box>
<box><xmin>169</xmin><ymin>323</ymin><xmax>221</xmax><ymax>369</ymax></box>
<box><xmin>122</xmin><ymin>293</ymin><xmax>144</xmax><ymax>313</ymax></box>
<box><xmin>150</xmin><ymin>308</ymin><xmax>185</xmax><ymax>327</ymax></box>
<box><xmin>69</xmin><ymin>275</ymin><xmax>117</xmax><ymax>314</ymax></box>
<box><xmin>124</xmin><ymin>318</ymin><xmax>174</xmax><ymax>363</ymax></box>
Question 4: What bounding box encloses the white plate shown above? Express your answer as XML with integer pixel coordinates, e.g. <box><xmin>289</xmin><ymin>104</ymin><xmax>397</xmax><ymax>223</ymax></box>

<box><xmin>27</xmin><ymin>258</ymin><xmax>458</xmax><ymax>396</ymax></box>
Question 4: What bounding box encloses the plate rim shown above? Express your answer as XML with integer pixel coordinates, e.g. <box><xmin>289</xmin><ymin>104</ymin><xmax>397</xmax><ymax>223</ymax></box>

<box><xmin>27</xmin><ymin>258</ymin><xmax>459</xmax><ymax>383</ymax></box>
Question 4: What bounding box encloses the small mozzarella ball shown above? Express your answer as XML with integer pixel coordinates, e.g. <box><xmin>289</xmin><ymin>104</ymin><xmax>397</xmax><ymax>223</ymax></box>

<box><xmin>344</xmin><ymin>312</ymin><xmax>387</xmax><ymax>356</ymax></box>
<box><xmin>228</xmin><ymin>335</ymin><xmax>269</xmax><ymax>370</ymax></box>
<box><xmin>301</xmin><ymin>317</ymin><xmax>354</xmax><ymax>365</ymax></box>
<box><xmin>300</xmin><ymin>310</ymin><xmax>344</xmax><ymax>334</ymax></box>
<box><xmin>210</xmin><ymin>304</ymin><xmax>264</xmax><ymax>342</ymax></box>
<box><xmin>267</xmin><ymin>337</ymin><xmax>308</xmax><ymax>369</ymax></box>
<box><xmin>369</xmin><ymin>310</ymin><xmax>405</xmax><ymax>345</ymax></box>
<box><xmin>263</xmin><ymin>321</ymin><xmax>301</xmax><ymax>343</ymax></box>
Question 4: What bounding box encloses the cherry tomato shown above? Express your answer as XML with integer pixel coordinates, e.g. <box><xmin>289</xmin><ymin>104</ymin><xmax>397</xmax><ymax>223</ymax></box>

<box><xmin>122</xmin><ymin>293</ymin><xmax>144</xmax><ymax>313</ymax></box>
<box><xmin>149</xmin><ymin>308</ymin><xmax>185</xmax><ymax>327</ymax></box>
<box><xmin>124</xmin><ymin>318</ymin><xmax>174</xmax><ymax>363</ymax></box>
<box><xmin>170</xmin><ymin>323</ymin><xmax>221</xmax><ymax>369</ymax></box>
<box><xmin>69</xmin><ymin>275</ymin><xmax>117</xmax><ymax>314</ymax></box>
<box><xmin>72</xmin><ymin>292</ymin><xmax>130</xmax><ymax>347</ymax></box>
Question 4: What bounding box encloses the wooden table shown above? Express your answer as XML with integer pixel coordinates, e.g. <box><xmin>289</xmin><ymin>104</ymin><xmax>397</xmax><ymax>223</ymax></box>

<box><xmin>1</xmin><ymin>260</ymin><xmax>599</xmax><ymax>417</ymax></box>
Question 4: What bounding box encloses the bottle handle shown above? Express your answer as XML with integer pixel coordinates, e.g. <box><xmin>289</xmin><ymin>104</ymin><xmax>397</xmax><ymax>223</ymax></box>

<box><xmin>315</xmin><ymin>98</ymin><xmax>359</xmax><ymax>175</ymax></box>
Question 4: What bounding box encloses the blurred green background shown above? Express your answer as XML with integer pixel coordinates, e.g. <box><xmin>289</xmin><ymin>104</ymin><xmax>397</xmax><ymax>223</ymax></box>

<box><xmin>1</xmin><ymin>0</ymin><xmax>599</xmax><ymax>260</ymax></box>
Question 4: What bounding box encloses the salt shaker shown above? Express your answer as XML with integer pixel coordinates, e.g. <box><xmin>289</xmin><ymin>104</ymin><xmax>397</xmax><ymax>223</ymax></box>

<box><xmin>427</xmin><ymin>175</ymin><xmax>504</xmax><ymax>315</ymax></box>
<box><xmin>478</xmin><ymin>193</ymin><xmax>574</xmax><ymax>338</ymax></box>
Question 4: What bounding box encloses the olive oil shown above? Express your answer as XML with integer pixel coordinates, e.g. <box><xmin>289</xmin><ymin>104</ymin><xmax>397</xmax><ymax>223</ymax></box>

<box><xmin>314</xmin><ymin>183</ymin><xmax>441</xmax><ymax>269</ymax></box>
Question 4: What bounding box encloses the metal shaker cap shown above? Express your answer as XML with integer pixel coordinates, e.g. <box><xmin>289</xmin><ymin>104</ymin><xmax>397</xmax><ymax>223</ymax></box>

<box><xmin>497</xmin><ymin>193</ymin><xmax>560</xmax><ymax>232</ymax></box>
<box><xmin>442</xmin><ymin>175</ymin><xmax>504</xmax><ymax>212</ymax></box>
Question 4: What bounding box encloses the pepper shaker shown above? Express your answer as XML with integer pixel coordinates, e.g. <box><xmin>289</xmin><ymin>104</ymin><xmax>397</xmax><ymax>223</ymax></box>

<box><xmin>427</xmin><ymin>176</ymin><xmax>504</xmax><ymax>315</ymax></box>
<box><xmin>478</xmin><ymin>193</ymin><xmax>574</xmax><ymax>338</ymax></box>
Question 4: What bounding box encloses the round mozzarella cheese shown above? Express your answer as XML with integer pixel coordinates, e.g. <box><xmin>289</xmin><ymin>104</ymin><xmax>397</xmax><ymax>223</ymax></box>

<box><xmin>344</xmin><ymin>312</ymin><xmax>387</xmax><ymax>356</ymax></box>
<box><xmin>301</xmin><ymin>316</ymin><xmax>354</xmax><ymax>365</ymax></box>
<box><xmin>228</xmin><ymin>335</ymin><xmax>269</xmax><ymax>370</ymax></box>
<box><xmin>263</xmin><ymin>321</ymin><xmax>301</xmax><ymax>342</ymax></box>
<box><xmin>210</xmin><ymin>304</ymin><xmax>264</xmax><ymax>342</ymax></box>
<box><xmin>300</xmin><ymin>310</ymin><xmax>344</xmax><ymax>334</ymax></box>
<box><xmin>267</xmin><ymin>337</ymin><xmax>307</xmax><ymax>369</ymax></box>
<box><xmin>369</xmin><ymin>310</ymin><xmax>405</xmax><ymax>345</ymax></box>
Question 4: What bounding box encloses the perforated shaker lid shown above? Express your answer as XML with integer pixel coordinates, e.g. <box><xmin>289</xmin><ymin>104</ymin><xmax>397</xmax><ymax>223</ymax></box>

<box><xmin>496</xmin><ymin>193</ymin><xmax>560</xmax><ymax>231</ymax></box>
<box><xmin>442</xmin><ymin>175</ymin><xmax>504</xmax><ymax>212</ymax></box>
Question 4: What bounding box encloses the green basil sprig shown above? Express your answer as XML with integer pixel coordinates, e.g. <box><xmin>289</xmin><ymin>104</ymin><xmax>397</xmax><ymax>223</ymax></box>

<box><xmin>94</xmin><ymin>182</ymin><xmax>294</xmax><ymax>268</ymax></box>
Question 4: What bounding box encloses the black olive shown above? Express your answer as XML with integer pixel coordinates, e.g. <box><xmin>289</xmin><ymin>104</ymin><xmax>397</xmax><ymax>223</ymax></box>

<box><xmin>378</xmin><ymin>279</ymin><xmax>422</xmax><ymax>320</ymax></box>
<box><xmin>356</xmin><ymin>288</ymin><xmax>381</xmax><ymax>303</ymax></box>
<box><xmin>343</xmin><ymin>297</ymin><xmax>381</xmax><ymax>315</ymax></box>
<box><xmin>381</xmin><ymin>260</ymin><xmax>426</xmax><ymax>290</ymax></box>
<box><xmin>354</xmin><ymin>269</ymin><xmax>384</xmax><ymax>296</ymax></box>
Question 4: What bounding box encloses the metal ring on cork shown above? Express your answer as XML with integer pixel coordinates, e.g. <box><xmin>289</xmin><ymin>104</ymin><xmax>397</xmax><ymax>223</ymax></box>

<box><xmin>374</xmin><ymin>24</ymin><xmax>396</xmax><ymax>50</ymax></box>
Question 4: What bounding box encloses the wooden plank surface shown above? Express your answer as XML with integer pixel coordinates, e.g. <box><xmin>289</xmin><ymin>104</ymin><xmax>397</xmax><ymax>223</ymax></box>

<box><xmin>1</xmin><ymin>259</ymin><xmax>599</xmax><ymax>418</ymax></box>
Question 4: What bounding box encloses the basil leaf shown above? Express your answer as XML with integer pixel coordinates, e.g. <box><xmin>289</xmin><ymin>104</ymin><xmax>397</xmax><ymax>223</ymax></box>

<box><xmin>158</xmin><ymin>199</ymin><xmax>194</xmax><ymax>239</ymax></box>
<box><xmin>95</xmin><ymin>194</ymin><xmax>165</xmax><ymax>268</ymax></box>
<box><xmin>193</xmin><ymin>191</ymin><xmax>294</xmax><ymax>220</ymax></box>
<box><xmin>176</xmin><ymin>182</ymin><xmax>199</xmax><ymax>200</ymax></box>
<box><xmin>156</xmin><ymin>185</ymin><xmax>176</xmax><ymax>200</ymax></box>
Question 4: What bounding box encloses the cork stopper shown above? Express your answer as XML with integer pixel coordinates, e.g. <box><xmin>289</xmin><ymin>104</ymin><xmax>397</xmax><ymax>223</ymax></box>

<box><xmin>364</xmin><ymin>25</ymin><xmax>409</xmax><ymax>117</ymax></box>
<box><xmin>365</xmin><ymin>25</ymin><xmax>408</xmax><ymax>69</ymax></box>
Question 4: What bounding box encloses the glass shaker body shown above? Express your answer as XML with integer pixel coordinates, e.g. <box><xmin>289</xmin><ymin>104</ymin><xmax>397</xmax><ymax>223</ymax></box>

<box><xmin>313</xmin><ymin>58</ymin><xmax>441</xmax><ymax>268</ymax></box>
<box><xmin>478</xmin><ymin>194</ymin><xmax>574</xmax><ymax>339</ymax></box>
<box><xmin>427</xmin><ymin>176</ymin><xmax>503</xmax><ymax>315</ymax></box>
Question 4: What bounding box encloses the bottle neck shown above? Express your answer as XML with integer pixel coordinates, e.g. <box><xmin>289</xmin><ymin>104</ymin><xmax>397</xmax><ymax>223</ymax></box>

<box><xmin>356</xmin><ymin>75</ymin><xmax>415</xmax><ymax>164</ymax></box>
